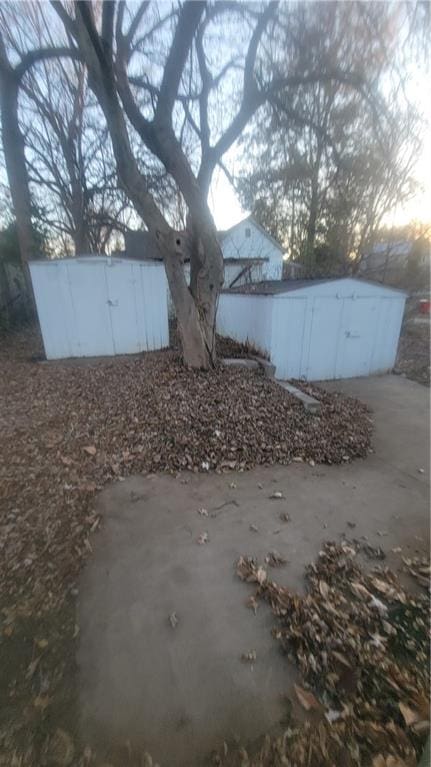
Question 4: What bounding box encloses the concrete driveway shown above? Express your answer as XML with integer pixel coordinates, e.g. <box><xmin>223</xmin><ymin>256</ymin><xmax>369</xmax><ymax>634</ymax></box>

<box><xmin>77</xmin><ymin>375</ymin><xmax>429</xmax><ymax>766</ymax></box>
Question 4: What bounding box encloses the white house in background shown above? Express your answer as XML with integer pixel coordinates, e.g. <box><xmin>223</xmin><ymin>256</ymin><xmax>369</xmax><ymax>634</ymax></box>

<box><xmin>218</xmin><ymin>216</ymin><xmax>285</xmax><ymax>286</ymax></box>
<box><xmin>123</xmin><ymin>215</ymin><xmax>285</xmax><ymax>289</ymax></box>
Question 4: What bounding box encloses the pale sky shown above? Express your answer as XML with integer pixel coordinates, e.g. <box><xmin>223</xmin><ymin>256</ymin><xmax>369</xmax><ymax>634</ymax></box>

<box><xmin>210</xmin><ymin>132</ymin><xmax>431</xmax><ymax>232</ymax></box>
<box><xmin>210</xmin><ymin>72</ymin><xmax>431</xmax><ymax>233</ymax></box>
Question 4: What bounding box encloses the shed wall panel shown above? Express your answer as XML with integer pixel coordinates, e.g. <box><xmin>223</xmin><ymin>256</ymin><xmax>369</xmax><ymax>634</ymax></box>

<box><xmin>217</xmin><ymin>293</ymin><xmax>273</xmax><ymax>357</ymax></box>
<box><xmin>370</xmin><ymin>298</ymin><xmax>405</xmax><ymax>373</ymax></box>
<box><xmin>270</xmin><ymin>298</ymin><xmax>307</xmax><ymax>379</ymax></box>
<box><xmin>30</xmin><ymin>257</ymin><xmax>168</xmax><ymax>359</ymax></box>
<box><xmin>305</xmin><ymin>297</ymin><xmax>344</xmax><ymax>380</ymax></box>
<box><xmin>335</xmin><ymin>297</ymin><xmax>378</xmax><ymax>378</ymax></box>
<box><xmin>106</xmin><ymin>261</ymin><xmax>140</xmax><ymax>354</ymax></box>
<box><xmin>218</xmin><ymin>279</ymin><xmax>406</xmax><ymax>381</ymax></box>
<box><xmin>66</xmin><ymin>260</ymin><xmax>114</xmax><ymax>357</ymax></box>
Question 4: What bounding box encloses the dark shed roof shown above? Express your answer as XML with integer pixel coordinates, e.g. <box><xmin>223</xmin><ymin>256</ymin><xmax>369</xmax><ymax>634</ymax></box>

<box><xmin>225</xmin><ymin>279</ymin><xmax>335</xmax><ymax>295</ymax></box>
<box><xmin>124</xmin><ymin>230</ymin><xmax>162</xmax><ymax>261</ymax></box>
<box><xmin>224</xmin><ymin>277</ymin><xmax>407</xmax><ymax>296</ymax></box>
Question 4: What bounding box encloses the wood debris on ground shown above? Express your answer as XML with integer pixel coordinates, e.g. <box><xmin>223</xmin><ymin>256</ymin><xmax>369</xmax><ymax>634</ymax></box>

<box><xmin>226</xmin><ymin>541</ymin><xmax>430</xmax><ymax>767</ymax></box>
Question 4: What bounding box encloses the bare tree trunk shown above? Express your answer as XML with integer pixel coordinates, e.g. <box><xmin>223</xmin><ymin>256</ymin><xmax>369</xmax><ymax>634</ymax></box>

<box><xmin>0</xmin><ymin>66</ymin><xmax>36</xmax><ymax>309</ymax></box>
<box><xmin>69</xmin><ymin>172</ymin><xmax>91</xmax><ymax>254</ymax></box>
<box><xmin>305</xmin><ymin>138</ymin><xmax>324</xmax><ymax>275</ymax></box>
<box><xmin>0</xmin><ymin>258</ymin><xmax>13</xmax><ymax>326</ymax></box>
<box><xmin>161</xmin><ymin>222</ymin><xmax>223</xmax><ymax>368</ymax></box>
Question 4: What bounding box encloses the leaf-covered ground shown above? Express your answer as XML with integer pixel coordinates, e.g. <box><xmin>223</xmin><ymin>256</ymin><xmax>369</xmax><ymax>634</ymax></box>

<box><xmin>1</xmin><ymin>327</ymin><xmax>372</xmax><ymax>616</ymax></box>
<box><xmin>226</xmin><ymin>542</ymin><xmax>430</xmax><ymax>767</ymax></box>
<box><xmin>0</xmin><ymin>326</ymin><xmax>373</xmax><ymax>765</ymax></box>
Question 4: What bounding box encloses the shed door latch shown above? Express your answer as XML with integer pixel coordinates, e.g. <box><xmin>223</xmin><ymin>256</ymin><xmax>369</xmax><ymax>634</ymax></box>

<box><xmin>107</xmin><ymin>299</ymin><xmax>118</xmax><ymax>307</ymax></box>
<box><xmin>345</xmin><ymin>330</ymin><xmax>360</xmax><ymax>339</ymax></box>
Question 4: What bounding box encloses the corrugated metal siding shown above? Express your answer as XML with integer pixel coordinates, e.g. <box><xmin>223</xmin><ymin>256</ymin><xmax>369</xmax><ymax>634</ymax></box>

<box><xmin>30</xmin><ymin>257</ymin><xmax>169</xmax><ymax>359</ymax></box>
<box><xmin>217</xmin><ymin>293</ymin><xmax>273</xmax><ymax>357</ymax></box>
<box><xmin>270</xmin><ymin>298</ymin><xmax>307</xmax><ymax>379</ymax></box>
<box><xmin>218</xmin><ymin>279</ymin><xmax>406</xmax><ymax>381</ymax></box>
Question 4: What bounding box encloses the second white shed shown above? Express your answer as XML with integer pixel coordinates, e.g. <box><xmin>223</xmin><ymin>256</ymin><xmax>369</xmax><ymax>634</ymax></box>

<box><xmin>217</xmin><ymin>278</ymin><xmax>406</xmax><ymax>381</ymax></box>
<box><xmin>30</xmin><ymin>255</ymin><xmax>169</xmax><ymax>360</ymax></box>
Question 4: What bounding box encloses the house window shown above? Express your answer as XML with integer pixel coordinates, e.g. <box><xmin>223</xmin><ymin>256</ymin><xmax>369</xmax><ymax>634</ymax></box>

<box><xmin>245</xmin><ymin>227</ymin><xmax>251</xmax><ymax>238</ymax></box>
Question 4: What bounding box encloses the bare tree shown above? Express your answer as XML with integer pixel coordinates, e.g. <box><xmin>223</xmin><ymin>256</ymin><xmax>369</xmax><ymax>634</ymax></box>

<box><xmin>236</xmin><ymin>2</ymin><xmax>422</xmax><ymax>276</ymax></box>
<box><xmin>0</xmin><ymin>8</ymin><xmax>74</xmax><ymax>295</ymax></box>
<box><xmin>48</xmin><ymin>0</ymin><xmax>384</xmax><ymax>368</ymax></box>
<box><xmin>1</xmin><ymin>1</ymin><xmax>397</xmax><ymax>365</ymax></box>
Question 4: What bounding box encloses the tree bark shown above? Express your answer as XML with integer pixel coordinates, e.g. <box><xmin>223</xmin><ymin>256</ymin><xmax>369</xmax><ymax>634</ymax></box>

<box><xmin>69</xmin><ymin>2</ymin><xmax>224</xmax><ymax>368</ymax></box>
<box><xmin>0</xmin><ymin>65</ymin><xmax>36</xmax><ymax>308</ymax></box>
<box><xmin>160</xmin><ymin>222</ymin><xmax>223</xmax><ymax>369</ymax></box>
<box><xmin>304</xmin><ymin>135</ymin><xmax>324</xmax><ymax>275</ymax></box>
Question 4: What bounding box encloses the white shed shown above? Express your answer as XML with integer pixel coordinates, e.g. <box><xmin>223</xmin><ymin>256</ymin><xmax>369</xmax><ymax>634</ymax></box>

<box><xmin>217</xmin><ymin>278</ymin><xmax>407</xmax><ymax>381</ymax></box>
<box><xmin>30</xmin><ymin>256</ymin><xmax>169</xmax><ymax>360</ymax></box>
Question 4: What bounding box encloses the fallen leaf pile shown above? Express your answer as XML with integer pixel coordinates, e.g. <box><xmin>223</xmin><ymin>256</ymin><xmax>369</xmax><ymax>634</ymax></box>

<box><xmin>1</xmin><ymin>328</ymin><xmax>372</xmax><ymax>615</ymax></box>
<box><xmin>232</xmin><ymin>541</ymin><xmax>430</xmax><ymax>767</ymax></box>
<box><xmin>394</xmin><ymin>323</ymin><xmax>430</xmax><ymax>387</ymax></box>
<box><xmin>0</xmin><ymin>327</ymin><xmax>372</xmax><ymax>764</ymax></box>
<box><xmin>170</xmin><ymin>320</ymin><xmax>255</xmax><ymax>360</ymax></box>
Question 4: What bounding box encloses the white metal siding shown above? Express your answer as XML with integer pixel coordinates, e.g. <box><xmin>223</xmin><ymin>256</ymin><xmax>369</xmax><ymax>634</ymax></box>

<box><xmin>270</xmin><ymin>298</ymin><xmax>307</xmax><ymax>379</ymax></box>
<box><xmin>217</xmin><ymin>279</ymin><xmax>406</xmax><ymax>381</ymax></box>
<box><xmin>217</xmin><ymin>293</ymin><xmax>273</xmax><ymax>357</ymax></box>
<box><xmin>30</xmin><ymin>257</ymin><xmax>169</xmax><ymax>359</ymax></box>
<box><xmin>370</xmin><ymin>297</ymin><xmax>405</xmax><ymax>373</ymax></box>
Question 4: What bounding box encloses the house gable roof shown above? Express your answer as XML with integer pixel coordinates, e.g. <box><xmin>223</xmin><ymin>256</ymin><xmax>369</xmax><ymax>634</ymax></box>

<box><xmin>124</xmin><ymin>216</ymin><xmax>285</xmax><ymax>262</ymax></box>
<box><xmin>217</xmin><ymin>215</ymin><xmax>285</xmax><ymax>254</ymax></box>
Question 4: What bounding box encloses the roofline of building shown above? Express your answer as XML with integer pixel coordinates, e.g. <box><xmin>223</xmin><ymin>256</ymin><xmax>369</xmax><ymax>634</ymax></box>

<box><xmin>218</xmin><ymin>215</ymin><xmax>285</xmax><ymax>254</ymax></box>
<box><xmin>222</xmin><ymin>276</ymin><xmax>408</xmax><ymax>297</ymax></box>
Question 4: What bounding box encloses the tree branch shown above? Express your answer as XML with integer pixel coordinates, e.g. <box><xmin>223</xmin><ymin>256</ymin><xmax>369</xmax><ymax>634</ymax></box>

<box><xmin>154</xmin><ymin>1</ymin><xmax>205</xmax><ymax>127</ymax></box>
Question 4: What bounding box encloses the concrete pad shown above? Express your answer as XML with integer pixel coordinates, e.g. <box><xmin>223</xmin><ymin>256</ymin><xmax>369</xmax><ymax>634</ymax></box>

<box><xmin>77</xmin><ymin>375</ymin><xmax>429</xmax><ymax>766</ymax></box>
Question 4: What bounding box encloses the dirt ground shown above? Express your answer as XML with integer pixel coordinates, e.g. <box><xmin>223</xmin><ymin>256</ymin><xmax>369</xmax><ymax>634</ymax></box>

<box><xmin>395</xmin><ymin>319</ymin><xmax>430</xmax><ymax>386</ymax></box>
<box><xmin>77</xmin><ymin>375</ymin><xmax>430</xmax><ymax>767</ymax></box>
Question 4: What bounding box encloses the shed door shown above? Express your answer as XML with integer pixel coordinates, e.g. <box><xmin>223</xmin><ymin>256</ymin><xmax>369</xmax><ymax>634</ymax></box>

<box><xmin>336</xmin><ymin>298</ymin><xmax>378</xmax><ymax>378</ymax></box>
<box><xmin>66</xmin><ymin>261</ymin><xmax>114</xmax><ymax>357</ymax></box>
<box><xmin>303</xmin><ymin>297</ymin><xmax>343</xmax><ymax>380</ymax></box>
<box><xmin>105</xmin><ymin>262</ymin><xmax>140</xmax><ymax>354</ymax></box>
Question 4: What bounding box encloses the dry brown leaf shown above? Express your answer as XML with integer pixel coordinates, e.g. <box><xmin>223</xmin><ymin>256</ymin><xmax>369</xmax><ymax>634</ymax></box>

<box><xmin>319</xmin><ymin>580</ymin><xmax>329</xmax><ymax>599</ymax></box>
<box><xmin>82</xmin><ymin>445</ymin><xmax>97</xmax><ymax>456</ymax></box>
<box><xmin>294</xmin><ymin>684</ymin><xmax>321</xmax><ymax>711</ymax></box>
<box><xmin>399</xmin><ymin>702</ymin><xmax>420</xmax><ymax>727</ymax></box>
<box><xmin>169</xmin><ymin>611</ymin><xmax>179</xmax><ymax>629</ymax></box>
<box><xmin>33</xmin><ymin>694</ymin><xmax>51</xmax><ymax>710</ymax></box>
<box><xmin>246</xmin><ymin>595</ymin><xmax>259</xmax><ymax>614</ymax></box>
<box><xmin>26</xmin><ymin>656</ymin><xmax>42</xmax><ymax>679</ymax></box>
<box><xmin>386</xmin><ymin>757</ymin><xmax>409</xmax><ymax>767</ymax></box>
<box><xmin>332</xmin><ymin>651</ymin><xmax>351</xmax><ymax>669</ymax></box>
<box><xmin>350</xmin><ymin>582</ymin><xmax>372</xmax><ymax>601</ymax></box>
<box><xmin>241</xmin><ymin>650</ymin><xmax>257</xmax><ymax>663</ymax></box>
<box><xmin>265</xmin><ymin>550</ymin><xmax>287</xmax><ymax>568</ymax></box>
